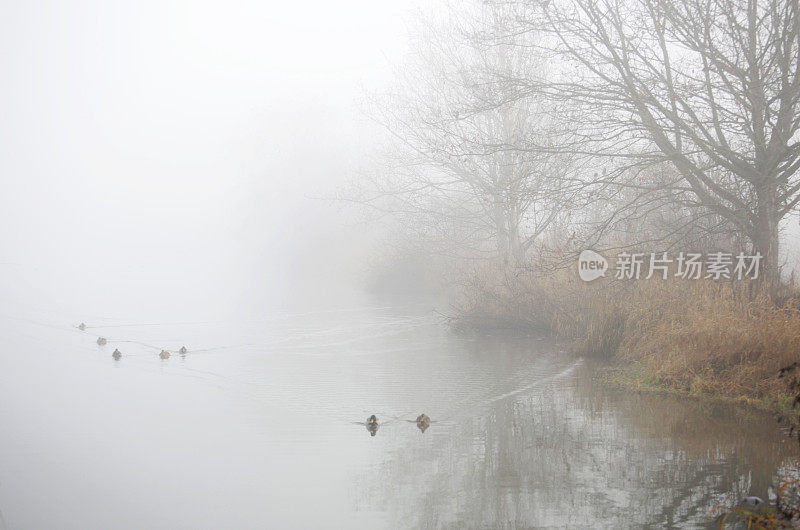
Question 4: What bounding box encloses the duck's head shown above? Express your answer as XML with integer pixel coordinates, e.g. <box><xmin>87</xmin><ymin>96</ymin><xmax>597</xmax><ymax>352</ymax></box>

<box><xmin>179</xmin><ymin>346</ymin><xmax>188</xmax><ymax>354</ymax></box>
<box><xmin>367</xmin><ymin>415</ymin><xmax>378</xmax><ymax>425</ymax></box>
<box><xmin>416</xmin><ymin>414</ymin><xmax>430</xmax><ymax>424</ymax></box>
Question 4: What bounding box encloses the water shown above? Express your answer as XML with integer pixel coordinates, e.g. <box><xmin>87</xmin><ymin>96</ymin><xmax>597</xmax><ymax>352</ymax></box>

<box><xmin>0</xmin><ymin>301</ymin><xmax>796</xmax><ymax>529</ymax></box>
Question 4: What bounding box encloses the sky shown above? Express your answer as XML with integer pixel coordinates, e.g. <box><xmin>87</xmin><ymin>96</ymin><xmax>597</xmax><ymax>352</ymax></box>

<box><xmin>0</xmin><ymin>0</ymin><xmax>426</xmax><ymax>318</ymax></box>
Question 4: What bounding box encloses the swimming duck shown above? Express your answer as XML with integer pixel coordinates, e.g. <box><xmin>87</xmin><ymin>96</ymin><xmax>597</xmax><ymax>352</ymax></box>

<box><xmin>366</xmin><ymin>415</ymin><xmax>379</xmax><ymax>436</ymax></box>
<box><xmin>741</xmin><ymin>496</ymin><xmax>766</xmax><ymax>509</ymax></box>
<box><xmin>78</xmin><ymin>323</ymin><xmax>86</xmax><ymax>331</ymax></box>
<box><xmin>97</xmin><ymin>337</ymin><xmax>107</xmax><ymax>346</ymax></box>
<box><xmin>112</xmin><ymin>349</ymin><xmax>122</xmax><ymax>360</ymax></box>
<box><xmin>179</xmin><ymin>346</ymin><xmax>188</xmax><ymax>354</ymax></box>
<box><xmin>416</xmin><ymin>413</ymin><xmax>431</xmax><ymax>433</ymax></box>
<box><xmin>159</xmin><ymin>350</ymin><xmax>170</xmax><ymax>359</ymax></box>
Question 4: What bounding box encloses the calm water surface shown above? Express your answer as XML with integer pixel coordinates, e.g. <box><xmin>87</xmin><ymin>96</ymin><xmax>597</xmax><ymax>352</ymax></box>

<box><xmin>0</xmin><ymin>301</ymin><xmax>796</xmax><ymax>529</ymax></box>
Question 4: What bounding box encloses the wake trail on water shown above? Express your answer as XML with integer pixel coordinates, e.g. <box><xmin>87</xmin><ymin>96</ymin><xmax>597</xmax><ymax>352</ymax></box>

<box><xmin>396</xmin><ymin>358</ymin><xmax>584</xmax><ymax>427</ymax></box>
<box><xmin>376</xmin><ymin>359</ymin><xmax>583</xmax><ymax>432</ymax></box>
<box><xmin>0</xmin><ymin>304</ymin><xmax>436</xmax><ymax>362</ymax></box>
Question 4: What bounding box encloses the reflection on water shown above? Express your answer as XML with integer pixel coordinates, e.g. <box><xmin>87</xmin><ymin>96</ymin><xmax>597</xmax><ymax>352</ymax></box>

<box><xmin>359</xmin><ymin>360</ymin><xmax>798</xmax><ymax>529</ymax></box>
<box><xmin>0</xmin><ymin>302</ymin><xmax>796</xmax><ymax>528</ymax></box>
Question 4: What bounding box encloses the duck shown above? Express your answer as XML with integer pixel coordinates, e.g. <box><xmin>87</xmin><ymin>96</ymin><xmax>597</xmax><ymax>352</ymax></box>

<box><xmin>366</xmin><ymin>415</ymin><xmax>379</xmax><ymax>436</ymax></box>
<box><xmin>96</xmin><ymin>337</ymin><xmax>107</xmax><ymax>346</ymax></box>
<box><xmin>112</xmin><ymin>349</ymin><xmax>122</xmax><ymax>360</ymax></box>
<box><xmin>78</xmin><ymin>323</ymin><xmax>86</xmax><ymax>331</ymax></box>
<box><xmin>179</xmin><ymin>346</ymin><xmax>188</xmax><ymax>354</ymax></box>
<box><xmin>741</xmin><ymin>496</ymin><xmax>766</xmax><ymax>509</ymax></box>
<box><xmin>159</xmin><ymin>350</ymin><xmax>170</xmax><ymax>359</ymax></box>
<box><xmin>416</xmin><ymin>413</ymin><xmax>431</xmax><ymax>433</ymax></box>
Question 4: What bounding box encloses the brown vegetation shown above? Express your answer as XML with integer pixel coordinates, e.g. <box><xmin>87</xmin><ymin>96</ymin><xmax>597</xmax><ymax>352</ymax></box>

<box><xmin>453</xmin><ymin>263</ymin><xmax>800</xmax><ymax>409</ymax></box>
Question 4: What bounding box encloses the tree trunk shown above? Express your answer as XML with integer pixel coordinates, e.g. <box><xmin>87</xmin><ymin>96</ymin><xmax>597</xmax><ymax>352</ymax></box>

<box><xmin>493</xmin><ymin>197</ymin><xmax>510</xmax><ymax>265</ymax></box>
<box><xmin>508</xmin><ymin>222</ymin><xmax>523</xmax><ymax>265</ymax></box>
<box><xmin>752</xmin><ymin>182</ymin><xmax>780</xmax><ymax>284</ymax></box>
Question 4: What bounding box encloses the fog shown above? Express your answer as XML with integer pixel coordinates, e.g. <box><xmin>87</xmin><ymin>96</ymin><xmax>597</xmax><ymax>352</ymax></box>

<box><xmin>2</xmin><ymin>1</ymin><xmax>800</xmax><ymax>529</ymax></box>
<box><xmin>0</xmin><ymin>0</ymin><xmax>420</xmax><ymax>319</ymax></box>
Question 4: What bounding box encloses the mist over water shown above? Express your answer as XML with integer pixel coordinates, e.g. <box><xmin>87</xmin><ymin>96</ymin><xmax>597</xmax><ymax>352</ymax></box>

<box><xmin>1</xmin><ymin>306</ymin><xmax>796</xmax><ymax>529</ymax></box>
<box><xmin>2</xmin><ymin>1</ymin><xmax>800</xmax><ymax>529</ymax></box>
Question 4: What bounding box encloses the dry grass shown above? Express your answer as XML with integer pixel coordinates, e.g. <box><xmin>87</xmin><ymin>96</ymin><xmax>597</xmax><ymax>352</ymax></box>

<box><xmin>451</xmin><ymin>263</ymin><xmax>628</xmax><ymax>355</ymax></box>
<box><xmin>618</xmin><ymin>280</ymin><xmax>800</xmax><ymax>406</ymax></box>
<box><xmin>452</xmin><ymin>262</ymin><xmax>800</xmax><ymax>408</ymax></box>
<box><xmin>713</xmin><ymin>481</ymin><xmax>800</xmax><ymax>529</ymax></box>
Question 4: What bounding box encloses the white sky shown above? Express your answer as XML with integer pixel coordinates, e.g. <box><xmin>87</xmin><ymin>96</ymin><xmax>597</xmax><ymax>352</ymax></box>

<box><xmin>0</xmin><ymin>0</ymin><xmax>427</xmax><ymax>316</ymax></box>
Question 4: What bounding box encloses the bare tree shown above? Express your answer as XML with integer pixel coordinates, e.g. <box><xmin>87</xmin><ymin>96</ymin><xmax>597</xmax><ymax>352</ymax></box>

<box><xmin>499</xmin><ymin>0</ymin><xmax>800</xmax><ymax>279</ymax></box>
<box><xmin>367</xmin><ymin>2</ymin><xmax>577</xmax><ymax>266</ymax></box>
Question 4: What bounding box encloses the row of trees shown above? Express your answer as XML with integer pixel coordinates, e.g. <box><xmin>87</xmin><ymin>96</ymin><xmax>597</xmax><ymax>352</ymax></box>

<box><xmin>366</xmin><ymin>0</ymin><xmax>800</xmax><ymax>282</ymax></box>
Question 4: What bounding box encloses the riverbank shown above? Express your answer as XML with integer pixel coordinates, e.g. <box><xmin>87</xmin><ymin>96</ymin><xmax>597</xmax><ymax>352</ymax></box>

<box><xmin>452</xmin><ymin>264</ymin><xmax>800</xmax><ymax>417</ymax></box>
<box><xmin>599</xmin><ymin>363</ymin><xmax>795</xmax><ymax>415</ymax></box>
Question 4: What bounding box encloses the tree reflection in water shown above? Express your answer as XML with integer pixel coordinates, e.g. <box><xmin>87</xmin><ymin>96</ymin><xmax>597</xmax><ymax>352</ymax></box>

<box><xmin>355</xmin><ymin>358</ymin><xmax>798</xmax><ymax>528</ymax></box>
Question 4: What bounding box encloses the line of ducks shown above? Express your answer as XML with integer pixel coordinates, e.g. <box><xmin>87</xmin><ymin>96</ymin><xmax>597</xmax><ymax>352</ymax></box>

<box><xmin>366</xmin><ymin>413</ymin><xmax>431</xmax><ymax>436</ymax></box>
<box><xmin>81</xmin><ymin>323</ymin><xmax>188</xmax><ymax>360</ymax></box>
